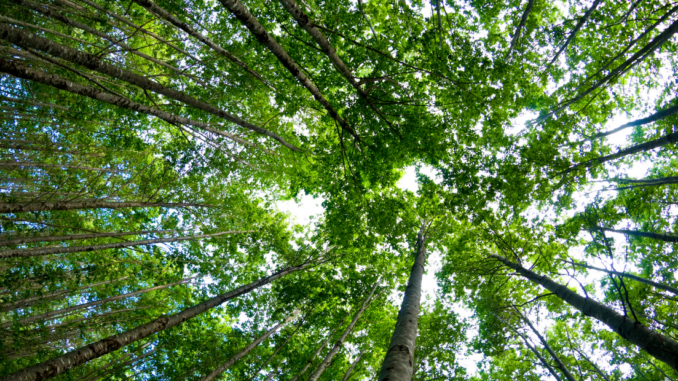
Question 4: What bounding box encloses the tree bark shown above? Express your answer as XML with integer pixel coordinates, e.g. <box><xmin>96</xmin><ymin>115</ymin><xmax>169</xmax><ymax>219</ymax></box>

<box><xmin>0</xmin><ymin>261</ymin><xmax>311</xmax><ymax>381</ymax></box>
<box><xmin>378</xmin><ymin>222</ymin><xmax>427</xmax><ymax>381</ymax></box>
<box><xmin>0</xmin><ymin>161</ymin><xmax>119</xmax><ymax>172</ymax></box>
<box><xmin>0</xmin><ymin>276</ymin><xmax>130</xmax><ymax>312</ymax></box>
<box><xmin>217</xmin><ymin>0</ymin><xmax>361</xmax><ymax>143</ymax></box>
<box><xmin>547</xmin><ymin>0</ymin><xmax>602</xmax><ymax>67</ymax></box>
<box><xmin>341</xmin><ymin>350</ymin><xmax>363</xmax><ymax>381</ymax></box>
<box><xmin>131</xmin><ymin>0</ymin><xmax>274</xmax><ymax>91</ymax></box>
<box><xmin>514</xmin><ymin>308</ymin><xmax>577</xmax><ymax>381</ymax></box>
<box><xmin>505</xmin><ymin>0</ymin><xmax>535</xmax><ymax>60</ymax></box>
<box><xmin>571</xmin><ymin>346</ymin><xmax>610</xmax><ymax>381</ymax></box>
<box><xmin>567</xmin><ymin>260</ymin><xmax>678</xmax><ymax>295</ymax></box>
<box><xmin>200</xmin><ymin>312</ymin><xmax>299</xmax><ymax>381</ymax></box>
<box><xmin>491</xmin><ymin>254</ymin><xmax>678</xmax><ymax>371</ymax></box>
<box><xmin>595</xmin><ymin>227</ymin><xmax>678</xmax><ymax>244</ymax></box>
<box><xmin>0</xmin><ymin>57</ymin><xmax>266</xmax><ymax>152</ymax></box>
<box><xmin>1</xmin><ymin>277</ymin><xmax>196</xmax><ymax>328</ymax></box>
<box><xmin>247</xmin><ymin>323</ymin><xmax>302</xmax><ymax>381</ymax></box>
<box><xmin>608</xmin><ymin>176</ymin><xmax>678</xmax><ymax>191</ymax></box>
<box><xmin>288</xmin><ymin>311</ymin><xmax>352</xmax><ymax>381</ymax></box>
<box><xmin>0</xmin><ymin>199</ymin><xmax>204</xmax><ymax>214</ymax></box>
<box><xmin>590</xmin><ymin>102</ymin><xmax>678</xmax><ymax>140</ymax></box>
<box><xmin>0</xmin><ymin>24</ymin><xmax>300</xmax><ymax>152</ymax></box>
<box><xmin>307</xmin><ymin>280</ymin><xmax>379</xmax><ymax>381</ymax></box>
<box><xmin>560</xmin><ymin>130</ymin><xmax>678</xmax><ymax>175</ymax></box>
<box><xmin>0</xmin><ymin>229</ymin><xmax>172</xmax><ymax>247</ymax></box>
<box><xmin>0</xmin><ymin>230</ymin><xmax>252</xmax><ymax>258</ymax></box>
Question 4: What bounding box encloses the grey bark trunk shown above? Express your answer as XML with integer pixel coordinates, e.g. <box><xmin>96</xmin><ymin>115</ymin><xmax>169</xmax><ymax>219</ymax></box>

<box><xmin>217</xmin><ymin>0</ymin><xmax>361</xmax><ymax>143</ymax></box>
<box><xmin>0</xmin><ymin>24</ymin><xmax>300</xmax><ymax>152</ymax></box>
<box><xmin>514</xmin><ymin>308</ymin><xmax>576</xmax><ymax>381</ymax></box>
<box><xmin>0</xmin><ymin>230</ymin><xmax>252</xmax><ymax>258</ymax></box>
<box><xmin>567</xmin><ymin>260</ymin><xmax>678</xmax><ymax>295</ymax></box>
<box><xmin>547</xmin><ymin>0</ymin><xmax>602</xmax><ymax>67</ymax></box>
<box><xmin>492</xmin><ymin>254</ymin><xmax>678</xmax><ymax>371</ymax></box>
<box><xmin>0</xmin><ymin>199</ymin><xmax>203</xmax><ymax>214</ymax></box>
<box><xmin>0</xmin><ymin>57</ymin><xmax>264</xmax><ymax>151</ymax></box>
<box><xmin>378</xmin><ymin>222</ymin><xmax>427</xmax><ymax>381</ymax></box>
<box><xmin>0</xmin><ymin>161</ymin><xmax>119</xmax><ymax>172</ymax></box>
<box><xmin>341</xmin><ymin>350</ymin><xmax>363</xmax><ymax>381</ymax></box>
<box><xmin>591</xmin><ymin>102</ymin><xmax>678</xmax><ymax>140</ymax></box>
<box><xmin>571</xmin><ymin>347</ymin><xmax>610</xmax><ymax>381</ymax></box>
<box><xmin>288</xmin><ymin>311</ymin><xmax>352</xmax><ymax>381</ymax></box>
<box><xmin>0</xmin><ymin>262</ymin><xmax>310</xmax><ymax>381</ymax></box>
<box><xmin>1</xmin><ymin>277</ymin><xmax>196</xmax><ymax>328</ymax></box>
<box><xmin>0</xmin><ymin>229</ymin><xmax>172</xmax><ymax>247</ymax></box>
<box><xmin>200</xmin><ymin>312</ymin><xmax>299</xmax><ymax>381</ymax></box>
<box><xmin>307</xmin><ymin>280</ymin><xmax>379</xmax><ymax>381</ymax></box>
<box><xmin>505</xmin><ymin>0</ymin><xmax>536</xmax><ymax>60</ymax></box>
<box><xmin>247</xmin><ymin>323</ymin><xmax>302</xmax><ymax>381</ymax></box>
<box><xmin>595</xmin><ymin>227</ymin><xmax>678</xmax><ymax>244</ymax></box>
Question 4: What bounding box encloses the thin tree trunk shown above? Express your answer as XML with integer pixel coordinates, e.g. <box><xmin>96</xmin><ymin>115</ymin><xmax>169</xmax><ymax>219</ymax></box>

<box><xmin>595</xmin><ymin>227</ymin><xmax>678</xmax><ymax>244</ymax></box>
<box><xmin>606</xmin><ymin>175</ymin><xmax>678</xmax><ymax>191</ymax></box>
<box><xmin>378</xmin><ymin>222</ymin><xmax>428</xmax><ymax>381</ymax></box>
<box><xmin>0</xmin><ymin>229</ymin><xmax>173</xmax><ymax>247</ymax></box>
<box><xmin>547</xmin><ymin>0</ymin><xmax>602</xmax><ymax>67</ymax></box>
<box><xmin>217</xmin><ymin>0</ymin><xmax>361</xmax><ymax>143</ymax></box>
<box><xmin>560</xmin><ymin>130</ymin><xmax>678</xmax><ymax>175</ymax></box>
<box><xmin>83</xmin><ymin>346</ymin><xmax>159</xmax><ymax>381</ymax></box>
<box><xmin>0</xmin><ymin>276</ymin><xmax>130</xmax><ymax>312</ymax></box>
<box><xmin>341</xmin><ymin>350</ymin><xmax>363</xmax><ymax>381</ymax></box>
<box><xmin>0</xmin><ymin>230</ymin><xmax>252</xmax><ymax>258</ymax></box>
<box><xmin>491</xmin><ymin>254</ymin><xmax>678</xmax><ymax>371</ymax></box>
<box><xmin>590</xmin><ymin>102</ymin><xmax>678</xmax><ymax>140</ymax></box>
<box><xmin>505</xmin><ymin>0</ymin><xmax>535</xmax><ymax>60</ymax></box>
<box><xmin>491</xmin><ymin>312</ymin><xmax>563</xmax><ymax>381</ymax></box>
<box><xmin>288</xmin><ymin>311</ymin><xmax>352</xmax><ymax>381</ymax></box>
<box><xmin>131</xmin><ymin>0</ymin><xmax>274</xmax><ymax>91</ymax></box>
<box><xmin>308</xmin><ymin>280</ymin><xmax>380</xmax><ymax>381</ymax></box>
<box><xmin>200</xmin><ymin>312</ymin><xmax>299</xmax><ymax>381</ymax></box>
<box><xmin>0</xmin><ymin>57</ymin><xmax>266</xmax><ymax>152</ymax></box>
<box><xmin>514</xmin><ymin>308</ymin><xmax>577</xmax><ymax>381</ymax></box>
<box><xmin>0</xmin><ymin>261</ymin><xmax>311</xmax><ymax>381</ymax></box>
<box><xmin>571</xmin><ymin>347</ymin><xmax>610</xmax><ymax>381</ymax></box>
<box><xmin>356</xmin><ymin>0</ymin><xmax>378</xmax><ymax>40</ymax></box>
<box><xmin>247</xmin><ymin>323</ymin><xmax>302</xmax><ymax>381</ymax></box>
<box><xmin>0</xmin><ymin>24</ymin><xmax>300</xmax><ymax>152</ymax></box>
<box><xmin>0</xmin><ymin>198</ymin><xmax>205</xmax><ymax>214</ymax></box>
<box><xmin>1</xmin><ymin>277</ymin><xmax>196</xmax><ymax>328</ymax></box>
<box><xmin>566</xmin><ymin>260</ymin><xmax>678</xmax><ymax>295</ymax></box>
<box><xmin>44</xmin><ymin>306</ymin><xmax>152</xmax><ymax>330</ymax></box>
<box><xmin>0</xmin><ymin>161</ymin><xmax>119</xmax><ymax>172</ymax></box>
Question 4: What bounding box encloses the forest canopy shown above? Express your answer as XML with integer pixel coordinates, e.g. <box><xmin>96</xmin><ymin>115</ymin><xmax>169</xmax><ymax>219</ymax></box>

<box><xmin>0</xmin><ymin>0</ymin><xmax>677</xmax><ymax>380</ymax></box>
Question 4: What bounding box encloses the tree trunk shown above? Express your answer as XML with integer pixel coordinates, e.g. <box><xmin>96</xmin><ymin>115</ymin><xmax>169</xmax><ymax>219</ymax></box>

<box><xmin>131</xmin><ymin>0</ymin><xmax>274</xmax><ymax>91</ymax></box>
<box><xmin>505</xmin><ymin>0</ymin><xmax>536</xmax><ymax>60</ymax></box>
<box><xmin>0</xmin><ymin>199</ymin><xmax>204</xmax><ymax>214</ymax></box>
<box><xmin>200</xmin><ymin>312</ymin><xmax>299</xmax><ymax>381</ymax></box>
<box><xmin>567</xmin><ymin>260</ymin><xmax>678</xmax><ymax>295</ymax></box>
<box><xmin>491</xmin><ymin>254</ymin><xmax>678</xmax><ymax>371</ymax></box>
<box><xmin>0</xmin><ymin>161</ymin><xmax>119</xmax><ymax>172</ymax></box>
<box><xmin>514</xmin><ymin>308</ymin><xmax>577</xmax><ymax>381</ymax></box>
<box><xmin>288</xmin><ymin>311</ymin><xmax>352</xmax><ymax>381</ymax></box>
<box><xmin>307</xmin><ymin>280</ymin><xmax>380</xmax><ymax>381</ymax></box>
<box><xmin>1</xmin><ymin>277</ymin><xmax>196</xmax><ymax>328</ymax></box>
<box><xmin>547</xmin><ymin>0</ymin><xmax>601</xmax><ymax>67</ymax></box>
<box><xmin>0</xmin><ymin>230</ymin><xmax>252</xmax><ymax>258</ymax></box>
<box><xmin>0</xmin><ymin>276</ymin><xmax>130</xmax><ymax>312</ymax></box>
<box><xmin>341</xmin><ymin>350</ymin><xmax>363</xmax><ymax>381</ymax></box>
<box><xmin>560</xmin><ymin>130</ymin><xmax>678</xmax><ymax>175</ymax></box>
<box><xmin>216</xmin><ymin>0</ymin><xmax>361</xmax><ymax>143</ymax></box>
<box><xmin>0</xmin><ymin>261</ymin><xmax>311</xmax><ymax>381</ymax></box>
<box><xmin>596</xmin><ymin>227</ymin><xmax>678</xmax><ymax>244</ymax></box>
<box><xmin>0</xmin><ymin>229</ymin><xmax>173</xmax><ymax>247</ymax></box>
<box><xmin>83</xmin><ymin>346</ymin><xmax>159</xmax><ymax>381</ymax></box>
<box><xmin>0</xmin><ymin>58</ymin><xmax>263</xmax><ymax>151</ymax></box>
<box><xmin>247</xmin><ymin>323</ymin><xmax>302</xmax><ymax>381</ymax></box>
<box><xmin>571</xmin><ymin>347</ymin><xmax>611</xmax><ymax>381</ymax></box>
<box><xmin>378</xmin><ymin>222</ymin><xmax>428</xmax><ymax>381</ymax></box>
<box><xmin>591</xmin><ymin>102</ymin><xmax>678</xmax><ymax>140</ymax></box>
<box><xmin>0</xmin><ymin>24</ymin><xmax>300</xmax><ymax>152</ymax></box>
<box><xmin>609</xmin><ymin>176</ymin><xmax>678</xmax><ymax>191</ymax></box>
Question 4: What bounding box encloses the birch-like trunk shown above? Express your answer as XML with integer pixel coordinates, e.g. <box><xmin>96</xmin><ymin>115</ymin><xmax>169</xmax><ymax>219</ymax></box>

<box><xmin>0</xmin><ymin>198</ymin><xmax>204</xmax><ymax>214</ymax></box>
<box><xmin>0</xmin><ymin>230</ymin><xmax>252</xmax><ymax>258</ymax></box>
<box><xmin>492</xmin><ymin>254</ymin><xmax>678</xmax><ymax>371</ymax></box>
<box><xmin>307</xmin><ymin>280</ymin><xmax>379</xmax><ymax>381</ymax></box>
<box><xmin>200</xmin><ymin>312</ymin><xmax>299</xmax><ymax>381</ymax></box>
<box><xmin>0</xmin><ymin>229</ymin><xmax>172</xmax><ymax>247</ymax></box>
<box><xmin>378</xmin><ymin>222</ymin><xmax>427</xmax><ymax>381</ymax></box>
<box><xmin>1</xmin><ymin>262</ymin><xmax>311</xmax><ymax>381</ymax></box>
<box><xmin>247</xmin><ymin>323</ymin><xmax>302</xmax><ymax>381</ymax></box>
<box><xmin>341</xmin><ymin>350</ymin><xmax>364</xmax><ymax>381</ymax></box>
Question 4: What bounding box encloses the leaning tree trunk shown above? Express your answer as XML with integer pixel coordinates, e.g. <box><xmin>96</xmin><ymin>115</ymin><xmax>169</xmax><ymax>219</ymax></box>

<box><xmin>514</xmin><ymin>308</ymin><xmax>576</xmax><ymax>381</ymax></box>
<box><xmin>505</xmin><ymin>0</ymin><xmax>536</xmax><ymax>60</ymax></box>
<box><xmin>0</xmin><ymin>230</ymin><xmax>252</xmax><ymax>258</ymax></box>
<box><xmin>595</xmin><ymin>227</ymin><xmax>678</xmax><ymax>244</ymax></box>
<box><xmin>288</xmin><ymin>311</ymin><xmax>352</xmax><ymax>381</ymax></box>
<box><xmin>200</xmin><ymin>312</ymin><xmax>299</xmax><ymax>381</ymax></box>
<box><xmin>567</xmin><ymin>260</ymin><xmax>678</xmax><ymax>295</ymax></box>
<box><xmin>1</xmin><ymin>277</ymin><xmax>196</xmax><ymax>328</ymax></box>
<box><xmin>491</xmin><ymin>254</ymin><xmax>678</xmax><ymax>371</ymax></box>
<box><xmin>547</xmin><ymin>0</ymin><xmax>602</xmax><ymax>67</ymax></box>
<box><xmin>307</xmin><ymin>280</ymin><xmax>380</xmax><ymax>381</ymax></box>
<box><xmin>341</xmin><ymin>350</ymin><xmax>364</xmax><ymax>381</ymax></box>
<box><xmin>246</xmin><ymin>323</ymin><xmax>303</xmax><ymax>381</ymax></box>
<box><xmin>0</xmin><ymin>229</ymin><xmax>173</xmax><ymax>247</ymax></box>
<box><xmin>378</xmin><ymin>222</ymin><xmax>428</xmax><ymax>381</ymax></box>
<box><xmin>0</xmin><ymin>261</ymin><xmax>311</xmax><ymax>381</ymax></box>
<box><xmin>591</xmin><ymin>102</ymin><xmax>678</xmax><ymax>140</ymax></box>
<box><xmin>0</xmin><ymin>199</ymin><xmax>204</xmax><ymax>214</ymax></box>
